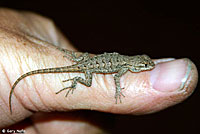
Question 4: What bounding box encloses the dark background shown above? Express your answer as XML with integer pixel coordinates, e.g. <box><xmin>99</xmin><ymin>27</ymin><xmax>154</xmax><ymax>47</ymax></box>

<box><xmin>1</xmin><ymin>1</ymin><xmax>199</xmax><ymax>134</ymax></box>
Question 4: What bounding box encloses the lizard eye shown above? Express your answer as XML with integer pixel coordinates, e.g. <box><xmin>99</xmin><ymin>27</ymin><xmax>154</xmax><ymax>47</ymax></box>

<box><xmin>144</xmin><ymin>64</ymin><xmax>148</xmax><ymax>68</ymax></box>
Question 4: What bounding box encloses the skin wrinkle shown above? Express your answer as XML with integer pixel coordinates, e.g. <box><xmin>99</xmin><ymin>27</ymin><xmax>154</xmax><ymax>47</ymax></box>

<box><xmin>122</xmin><ymin>73</ymin><xmax>152</xmax><ymax>113</ymax></box>
<box><xmin>101</xmin><ymin>74</ymin><xmax>112</xmax><ymax>102</ymax></box>
<box><xmin>22</xmin><ymin>45</ymin><xmax>63</xmax><ymax>112</ymax></box>
<box><xmin>99</xmin><ymin>74</ymin><xmax>113</xmax><ymax>101</ymax></box>
<box><xmin>130</xmin><ymin>93</ymin><xmax>159</xmax><ymax>114</ymax></box>
<box><xmin>29</xmin><ymin>58</ymin><xmax>53</xmax><ymax>112</ymax></box>
<box><xmin>151</xmin><ymin>94</ymin><xmax>177</xmax><ymax>114</ymax></box>
<box><xmin>42</xmin><ymin>71</ymin><xmax>53</xmax><ymax>111</ymax></box>
<box><xmin>31</xmin><ymin>72</ymin><xmax>45</xmax><ymax>112</ymax></box>
<box><xmin>0</xmin><ymin>60</ymin><xmax>14</xmax><ymax>119</ymax></box>
<box><xmin>45</xmin><ymin>73</ymin><xmax>63</xmax><ymax>111</ymax></box>
<box><xmin>3</xmin><ymin>43</ymin><xmax>32</xmax><ymax>115</ymax></box>
<box><xmin>128</xmin><ymin>94</ymin><xmax>152</xmax><ymax>114</ymax></box>
<box><xmin>50</xmin><ymin>68</ymin><xmax>74</xmax><ymax>110</ymax></box>
<box><xmin>25</xmin><ymin>51</ymin><xmax>63</xmax><ymax>112</ymax></box>
<box><xmin>125</xmin><ymin>95</ymin><xmax>143</xmax><ymax>113</ymax></box>
<box><xmin>104</xmin><ymin>74</ymin><xmax>113</xmax><ymax>96</ymax></box>
<box><xmin>13</xmin><ymin>45</ymin><xmax>43</xmax><ymax>113</ymax></box>
<box><xmin>20</xmin><ymin>63</ymin><xmax>39</xmax><ymax>113</ymax></box>
<box><xmin>26</xmin><ymin>55</ymin><xmax>46</xmax><ymax>112</ymax></box>
<box><xmin>96</xmin><ymin>74</ymin><xmax>106</xmax><ymax>93</ymax></box>
<box><xmin>40</xmin><ymin>74</ymin><xmax>59</xmax><ymax>112</ymax></box>
<box><xmin>0</xmin><ymin>43</ymin><xmax>23</xmax><ymax>121</ymax></box>
<box><xmin>86</xmin><ymin>74</ymin><xmax>98</xmax><ymax>103</ymax></box>
<box><xmin>141</xmin><ymin>94</ymin><xmax>171</xmax><ymax>114</ymax></box>
<box><xmin>141</xmin><ymin>92</ymin><xmax>161</xmax><ymax>113</ymax></box>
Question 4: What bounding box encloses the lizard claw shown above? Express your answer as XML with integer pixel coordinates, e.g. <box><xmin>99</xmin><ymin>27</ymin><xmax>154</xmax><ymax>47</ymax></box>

<box><xmin>121</xmin><ymin>87</ymin><xmax>125</xmax><ymax>97</ymax></box>
<box><xmin>65</xmin><ymin>87</ymin><xmax>75</xmax><ymax>97</ymax></box>
<box><xmin>115</xmin><ymin>90</ymin><xmax>125</xmax><ymax>104</ymax></box>
<box><xmin>62</xmin><ymin>78</ymin><xmax>73</xmax><ymax>82</ymax></box>
<box><xmin>55</xmin><ymin>86</ymin><xmax>75</xmax><ymax>95</ymax></box>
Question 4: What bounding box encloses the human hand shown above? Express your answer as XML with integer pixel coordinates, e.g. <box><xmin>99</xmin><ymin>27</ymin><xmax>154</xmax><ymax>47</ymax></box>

<box><xmin>0</xmin><ymin>8</ymin><xmax>198</xmax><ymax>133</ymax></box>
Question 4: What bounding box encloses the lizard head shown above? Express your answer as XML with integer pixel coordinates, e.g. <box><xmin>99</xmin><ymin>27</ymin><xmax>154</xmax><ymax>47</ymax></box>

<box><xmin>127</xmin><ymin>55</ymin><xmax>155</xmax><ymax>72</ymax></box>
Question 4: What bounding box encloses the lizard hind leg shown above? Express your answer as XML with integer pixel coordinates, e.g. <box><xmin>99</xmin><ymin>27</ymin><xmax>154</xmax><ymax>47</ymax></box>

<box><xmin>57</xmin><ymin>47</ymin><xmax>90</xmax><ymax>62</ymax></box>
<box><xmin>55</xmin><ymin>73</ymin><xmax>92</xmax><ymax>97</ymax></box>
<box><xmin>55</xmin><ymin>77</ymin><xmax>78</xmax><ymax>97</ymax></box>
<box><xmin>63</xmin><ymin>52</ymin><xmax>90</xmax><ymax>63</ymax></box>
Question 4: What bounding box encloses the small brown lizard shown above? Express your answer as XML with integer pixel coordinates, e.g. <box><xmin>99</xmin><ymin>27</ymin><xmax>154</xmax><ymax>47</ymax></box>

<box><xmin>9</xmin><ymin>48</ymin><xmax>155</xmax><ymax>113</ymax></box>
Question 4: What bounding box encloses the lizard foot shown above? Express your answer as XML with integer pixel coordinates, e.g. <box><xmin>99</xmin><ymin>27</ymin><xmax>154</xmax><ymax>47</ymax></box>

<box><xmin>55</xmin><ymin>86</ymin><xmax>75</xmax><ymax>97</ymax></box>
<box><xmin>115</xmin><ymin>89</ymin><xmax>125</xmax><ymax>104</ymax></box>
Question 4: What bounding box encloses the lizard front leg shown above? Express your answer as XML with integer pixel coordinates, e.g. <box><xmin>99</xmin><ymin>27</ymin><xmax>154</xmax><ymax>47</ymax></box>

<box><xmin>114</xmin><ymin>67</ymin><xmax>128</xmax><ymax>104</ymax></box>
<box><xmin>56</xmin><ymin>71</ymin><xmax>92</xmax><ymax>97</ymax></box>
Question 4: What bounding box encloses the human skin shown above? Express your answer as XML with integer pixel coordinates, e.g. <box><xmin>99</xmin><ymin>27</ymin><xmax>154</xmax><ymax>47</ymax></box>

<box><xmin>0</xmin><ymin>8</ymin><xmax>198</xmax><ymax>133</ymax></box>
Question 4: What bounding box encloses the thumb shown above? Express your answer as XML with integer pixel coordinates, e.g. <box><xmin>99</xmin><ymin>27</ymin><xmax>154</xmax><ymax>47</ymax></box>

<box><xmin>8</xmin><ymin>56</ymin><xmax>197</xmax><ymax>115</ymax></box>
<box><xmin>1</xmin><ymin>8</ymin><xmax>198</xmax><ymax>126</ymax></box>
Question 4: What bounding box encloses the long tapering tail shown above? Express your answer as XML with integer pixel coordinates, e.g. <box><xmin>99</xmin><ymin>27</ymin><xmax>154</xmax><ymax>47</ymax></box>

<box><xmin>9</xmin><ymin>66</ymin><xmax>79</xmax><ymax>114</ymax></box>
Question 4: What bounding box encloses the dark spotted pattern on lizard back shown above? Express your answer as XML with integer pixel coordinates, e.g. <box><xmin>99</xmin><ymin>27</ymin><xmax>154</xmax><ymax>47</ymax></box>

<box><xmin>9</xmin><ymin>49</ymin><xmax>155</xmax><ymax>114</ymax></box>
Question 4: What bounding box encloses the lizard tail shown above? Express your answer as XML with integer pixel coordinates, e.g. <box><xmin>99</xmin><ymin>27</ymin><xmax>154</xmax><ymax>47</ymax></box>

<box><xmin>9</xmin><ymin>66</ymin><xmax>77</xmax><ymax>114</ymax></box>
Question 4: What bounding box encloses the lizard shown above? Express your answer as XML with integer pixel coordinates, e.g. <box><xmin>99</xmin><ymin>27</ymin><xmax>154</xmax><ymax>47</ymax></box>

<box><xmin>9</xmin><ymin>48</ymin><xmax>155</xmax><ymax>114</ymax></box>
